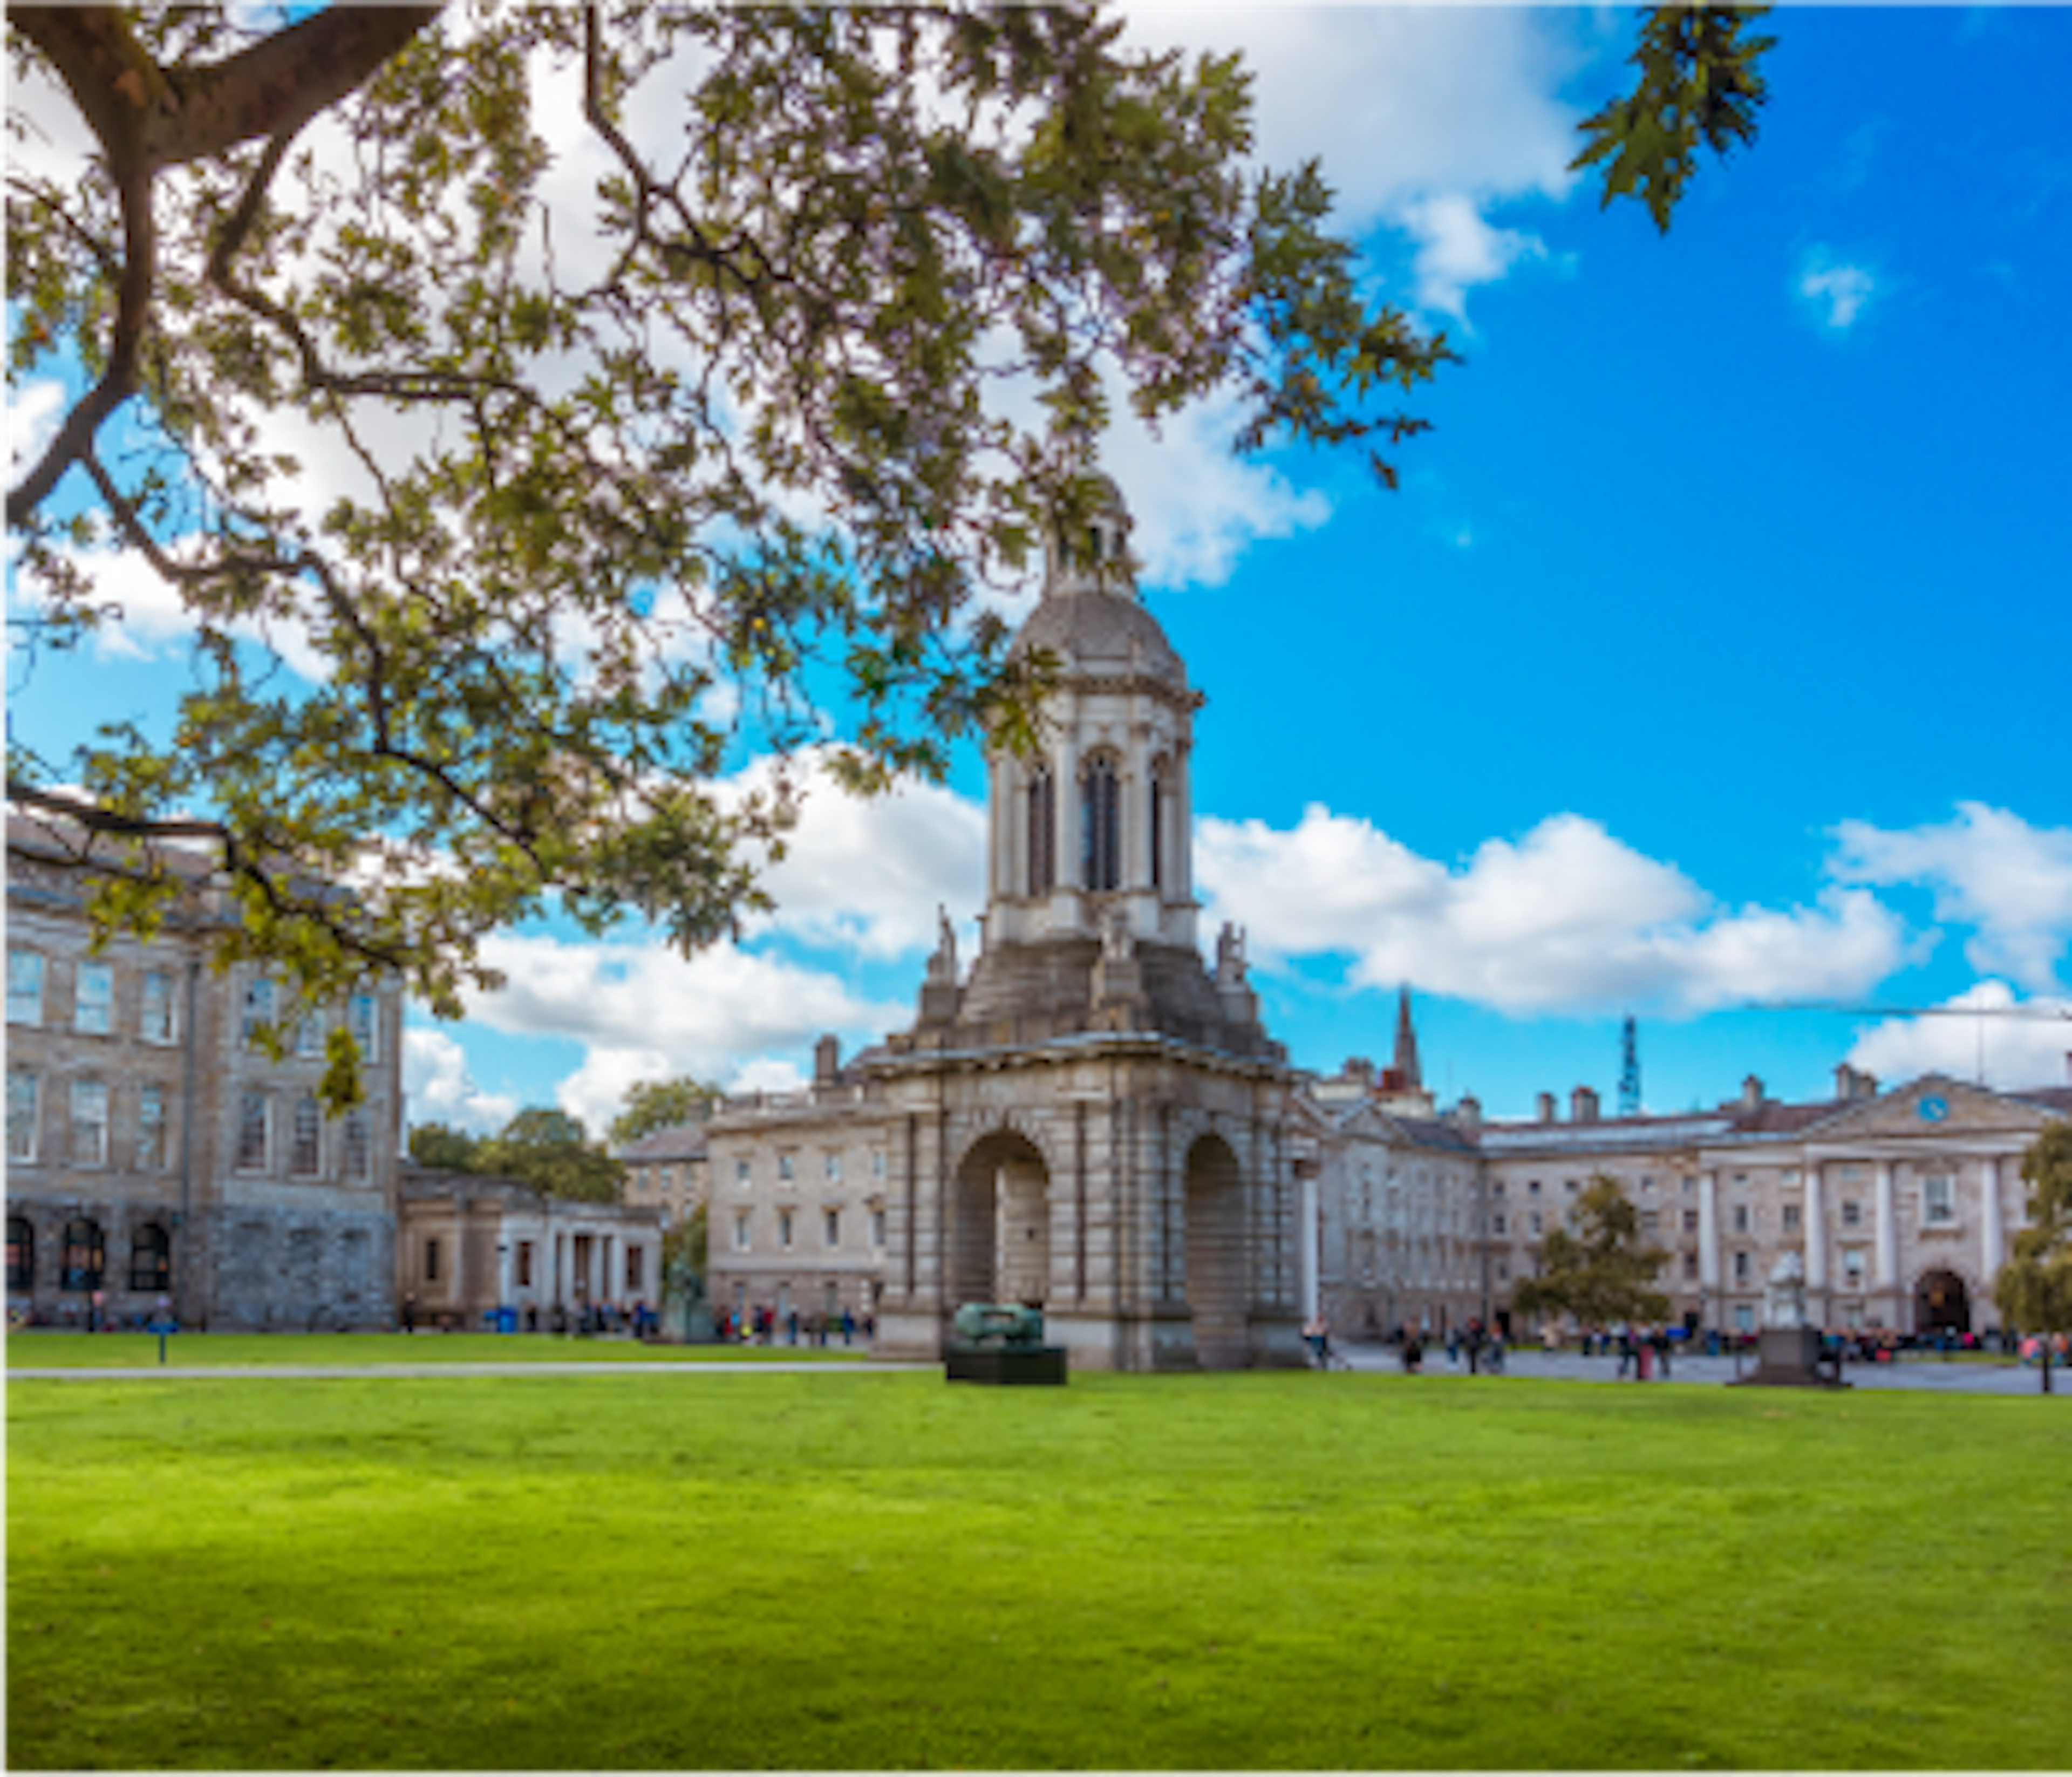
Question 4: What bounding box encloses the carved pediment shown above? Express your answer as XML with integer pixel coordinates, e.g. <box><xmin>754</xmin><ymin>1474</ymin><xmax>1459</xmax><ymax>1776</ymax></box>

<box><xmin>1803</xmin><ymin>1074</ymin><xmax>2053</xmax><ymax>1143</ymax></box>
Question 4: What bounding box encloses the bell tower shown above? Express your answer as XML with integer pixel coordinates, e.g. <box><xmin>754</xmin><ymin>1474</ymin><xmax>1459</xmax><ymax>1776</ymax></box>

<box><xmin>982</xmin><ymin>476</ymin><xmax>1199</xmax><ymax>954</ymax></box>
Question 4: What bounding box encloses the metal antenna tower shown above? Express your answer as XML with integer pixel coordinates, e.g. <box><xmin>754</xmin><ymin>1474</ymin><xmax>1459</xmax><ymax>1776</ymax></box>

<box><xmin>1617</xmin><ymin>1015</ymin><xmax>1641</xmax><ymax>1118</ymax></box>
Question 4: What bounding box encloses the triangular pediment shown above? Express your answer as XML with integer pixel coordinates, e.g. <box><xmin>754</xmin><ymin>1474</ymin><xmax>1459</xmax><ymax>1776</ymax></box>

<box><xmin>1802</xmin><ymin>1074</ymin><xmax>2054</xmax><ymax>1142</ymax></box>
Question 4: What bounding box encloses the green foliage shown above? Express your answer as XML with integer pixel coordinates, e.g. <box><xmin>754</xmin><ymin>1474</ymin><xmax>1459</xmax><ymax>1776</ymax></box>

<box><xmin>7</xmin><ymin>4</ymin><xmax>1449</xmax><ymax>1020</ymax></box>
<box><xmin>660</xmin><ymin>1206</ymin><xmax>708</xmax><ymax>1287</ymax></box>
<box><xmin>1572</xmin><ymin>4</ymin><xmax>1776</xmax><ymax>233</ymax></box>
<box><xmin>406</xmin><ymin>1120</ymin><xmax>483</xmax><ymax>1172</ymax></box>
<box><xmin>9</xmin><ymin>1376</ymin><xmax>2071</xmax><ymax>1768</ymax></box>
<box><xmin>476</xmin><ymin>1106</ymin><xmax>624</xmax><ymax>1203</ymax></box>
<box><xmin>609</xmin><ymin>1075</ymin><xmax>719</xmax><ymax>1148</ymax></box>
<box><xmin>1995</xmin><ymin>1123</ymin><xmax>2072</xmax><ymax>1334</ymax></box>
<box><xmin>1511</xmin><ymin>1174</ymin><xmax>1673</xmax><ymax>1329</ymax></box>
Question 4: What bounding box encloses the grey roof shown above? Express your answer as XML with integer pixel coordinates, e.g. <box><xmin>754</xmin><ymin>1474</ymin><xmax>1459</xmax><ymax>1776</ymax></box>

<box><xmin>619</xmin><ymin>1124</ymin><xmax>710</xmax><ymax>1163</ymax></box>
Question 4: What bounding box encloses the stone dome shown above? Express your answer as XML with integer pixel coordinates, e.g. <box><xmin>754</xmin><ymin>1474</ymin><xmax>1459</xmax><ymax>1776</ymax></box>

<box><xmin>1008</xmin><ymin>583</ymin><xmax>1189</xmax><ymax>693</ymax></box>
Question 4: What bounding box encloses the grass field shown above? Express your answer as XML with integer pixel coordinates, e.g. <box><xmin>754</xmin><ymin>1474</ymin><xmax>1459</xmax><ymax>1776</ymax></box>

<box><xmin>9</xmin><ymin>1368</ymin><xmax>2070</xmax><ymax>1769</ymax></box>
<box><xmin>5</xmin><ymin>1331</ymin><xmax>869</xmax><ymax>1368</ymax></box>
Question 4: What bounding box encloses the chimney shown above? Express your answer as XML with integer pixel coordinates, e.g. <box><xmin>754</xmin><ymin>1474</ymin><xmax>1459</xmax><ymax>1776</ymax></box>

<box><xmin>1456</xmin><ymin>1094</ymin><xmax>1482</xmax><ymax>1134</ymax></box>
<box><xmin>1741</xmin><ymin>1074</ymin><xmax>1764</xmax><ymax>1111</ymax></box>
<box><xmin>1536</xmin><ymin>1091</ymin><xmax>1557</xmax><ymax>1124</ymax></box>
<box><xmin>814</xmin><ymin>1033</ymin><xmax>841</xmax><ymax>1087</ymax></box>
<box><xmin>1571</xmin><ymin>1085</ymin><xmax>1600</xmax><ymax>1124</ymax></box>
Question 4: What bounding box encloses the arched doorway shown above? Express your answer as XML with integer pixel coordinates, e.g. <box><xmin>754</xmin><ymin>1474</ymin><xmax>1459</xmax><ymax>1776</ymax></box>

<box><xmin>949</xmin><ymin>1131</ymin><xmax>1051</xmax><ymax>1311</ymax></box>
<box><xmin>1916</xmin><ymin>1268</ymin><xmax>1969</xmax><ymax>1335</ymax></box>
<box><xmin>1184</xmin><ymin>1133</ymin><xmax>1248</xmax><ymax>1369</ymax></box>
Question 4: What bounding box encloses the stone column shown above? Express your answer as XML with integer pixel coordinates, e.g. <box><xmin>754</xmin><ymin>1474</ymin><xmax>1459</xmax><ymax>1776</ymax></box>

<box><xmin>1804</xmin><ymin>1160</ymin><xmax>1828</xmax><ymax>1320</ymax></box>
<box><xmin>1873</xmin><ymin>1159</ymin><xmax>1899</xmax><ymax>1323</ymax></box>
<box><xmin>1697</xmin><ymin>1169</ymin><xmax>1721</xmax><ymax>1310</ymax></box>
<box><xmin>1980</xmin><ymin>1154</ymin><xmax>2005</xmax><ymax>1290</ymax></box>
<box><xmin>1299</xmin><ymin>1166</ymin><xmax>1320</xmax><ymax>1320</ymax></box>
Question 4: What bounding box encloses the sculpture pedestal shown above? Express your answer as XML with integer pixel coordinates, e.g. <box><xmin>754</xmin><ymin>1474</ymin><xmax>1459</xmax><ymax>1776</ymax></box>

<box><xmin>945</xmin><ymin>1346</ymin><xmax>1069</xmax><ymax>1386</ymax></box>
<box><xmin>1733</xmin><ymin>1325</ymin><xmax>1847</xmax><ymax>1388</ymax></box>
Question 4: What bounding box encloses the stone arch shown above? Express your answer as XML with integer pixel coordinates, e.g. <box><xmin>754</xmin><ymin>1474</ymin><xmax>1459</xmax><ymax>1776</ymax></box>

<box><xmin>1184</xmin><ymin>1131</ymin><xmax>1249</xmax><ymax>1368</ymax></box>
<box><xmin>949</xmin><ymin>1128</ymin><xmax>1053</xmax><ymax>1310</ymax></box>
<box><xmin>1914</xmin><ymin>1266</ymin><xmax>1971</xmax><ymax>1335</ymax></box>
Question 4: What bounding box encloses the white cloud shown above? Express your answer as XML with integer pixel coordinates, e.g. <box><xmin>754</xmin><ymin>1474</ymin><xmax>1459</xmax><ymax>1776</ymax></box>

<box><xmin>1401</xmin><ymin>193</ymin><xmax>1548</xmax><ymax>324</ymax></box>
<box><xmin>1196</xmin><ymin>805</ymin><xmax>1912</xmax><ymax>1016</ymax></box>
<box><xmin>1845</xmin><ymin>979</ymin><xmax>2072</xmax><ymax>1094</ymax></box>
<box><xmin>8</xmin><ymin>379</ymin><xmax>69</xmax><ymax>480</ymax></box>
<box><xmin>1831</xmin><ymin>802</ymin><xmax>2072</xmax><ymax>992</ymax></box>
<box><xmin>403</xmin><ymin>1026</ymin><xmax>519</xmax><ymax>1133</ymax></box>
<box><xmin>724</xmin><ymin>748</ymin><xmax>987</xmax><ymax>959</ymax></box>
<box><xmin>460</xmin><ymin>931</ymin><xmax>908</xmax><ymax>1135</ymax></box>
<box><xmin>1797</xmin><ymin>248</ymin><xmax>1878</xmax><ymax>331</ymax></box>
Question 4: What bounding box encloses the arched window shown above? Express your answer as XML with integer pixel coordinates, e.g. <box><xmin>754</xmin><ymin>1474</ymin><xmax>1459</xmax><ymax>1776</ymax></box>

<box><xmin>1027</xmin><ymin>766</ymin><xmax>1055</xmax><ymax>896</ymax></box>
<box><xmin>128</xmin><ymin>1222</ymin><xmax>171</xmax><ymax>1294</ymax></box>
<box><xmin>1081</xmin><ymin>755</ymin><xmax>1120</xmax><ymax>893</ymax></box>
<box><xmin>60</xmin><ymin>1218</ymin><xmax>104</xmax><ymax>1292</ymax></box>
<box><xmin>6</xmin><ymin>1216</ymin><xmax>32</xmax><ymax>1290</ymax></box>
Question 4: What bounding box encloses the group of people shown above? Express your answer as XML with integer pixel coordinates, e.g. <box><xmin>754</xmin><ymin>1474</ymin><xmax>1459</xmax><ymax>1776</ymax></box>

<box><xmin>715</xmin><ymin>1304</ymin><xmax>871</xmax><ymax>1347</ymax></box>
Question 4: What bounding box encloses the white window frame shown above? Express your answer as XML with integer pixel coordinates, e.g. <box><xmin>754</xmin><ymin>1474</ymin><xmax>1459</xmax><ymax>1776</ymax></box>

<box><xmin>73</xmin><ymin>962</ymin><xmax>114</xmax><ymax>1036</ymax></box>
<box><xmin>823</xmin><ymin>1207</ymin><xmax>841</xmax><ymax>1248</ymax></box>
<box><xmin>8</xmin><ymin>1070</ymin><xmax>39</xmax><ymax>1162</ymax></box>
<box><xmin>290</xmin><ymin>1093</ymin><xmax>323</xmax><ymax>1176</ymax></box>
<box><xmin>733</xmin><ymin>1211</ymin><xmax>751</xmax><ymax>1252</ymax></box>
<box><xmin>295</xmin><ymin>1012</ymin><xmax>326</xmax><ymax>1059</ymax></box>
<box><xmin>824</xmin><ymin>1151</ymin><xmax>842</xmax><ymax>1182</ymax></box>
<box><xmin>778</xmin><ymin>1208</ymin><xmax>794</xmax><ymax>1250</ymax></box>
<box><xmin>1922</xmin><ymin>1174</ymin><xmax>1956</xmax><ymax>1226</ymax></box>
<box><xmin>8</xmin><ymin>950</ymin><xmax>45</xmax><ymax>1026</ymax></box>
<box><xmin>1842</xmin><ymin>1249</ymin><xmax>1867</xmax><ymax>1288</ymax></box>
<box><xmin>136</xmin><ymin>1084</ymin><xmax>167</xmax><ymax>1170</ymax></box>
<box><xmin>349</xmin><ymin>993</ymin><xmax>380</xmax><ymax>1061</ymax></box>
<box><xmin>236</xmin><ymin>1090</ymin><xmax>270</xmax><ymax>1171</ymax></box>
<box><xmin>71</xmin><ymin>1079</ymin><xmax>111</xmax><ymax>1167</ymax></box>
<box><xmin>243</xmin><ymin>977</ymin><xmax>276</xmax><ymax>1046</ymax></box>
<box><xmin>139</xmin><ymin>970</ymin><xmax>176</xmax><ymax>1044</ymax></box>
<box><xmin>342</xmin><ymin>1107</ymin><xmax>371</xmax><ymax>1180</ymax></box>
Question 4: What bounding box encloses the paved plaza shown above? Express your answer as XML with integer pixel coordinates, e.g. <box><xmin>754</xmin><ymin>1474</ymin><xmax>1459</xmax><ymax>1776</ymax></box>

<box><xmin>1330</xmin><ymin>1341</ymin><xmax>2063</xmax><ymax>1394</ymax></box>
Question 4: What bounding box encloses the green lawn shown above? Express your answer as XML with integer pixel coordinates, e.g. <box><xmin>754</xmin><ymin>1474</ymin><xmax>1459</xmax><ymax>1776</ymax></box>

<box><xmin>9</xmin><ymin>1370</ymin><xmax>2069</xmax><ymax>1769</ymax></box>
<box><xmin>5</xmin><ymin>1331</ymin><xmax>870</xmax><ymax>1367</ymax></box>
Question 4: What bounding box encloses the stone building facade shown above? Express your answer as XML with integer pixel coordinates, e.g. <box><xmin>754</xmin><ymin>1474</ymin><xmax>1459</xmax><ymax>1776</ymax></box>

<box><xmin>6</xmin><ymin>816</ymin><xmax>404</xmax><ymax>1330</ymax></box>
<box><xmin>706</xmin><ymin>481</ymin><xmax>1307</xmax><ymax>1369</ymax></box>
<box><xmin>396</xmin><ymin>1166</ymin><xmax>664</xmax><ymax>1328</ymax></box>
<box><xmin>621</xmin><ymin>1121</ymin><xmax>711</xmax><ymax>1233</ymax></box>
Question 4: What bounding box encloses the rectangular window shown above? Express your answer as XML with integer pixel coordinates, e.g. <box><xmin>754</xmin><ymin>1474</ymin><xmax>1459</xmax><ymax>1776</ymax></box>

<box><xmin>290</xmin><ymin>1094</ymin><xmax>322</xmax><ymax>1176</ymax></box>
<box><xmin>71</xmin><ymin>1080</ymin><xmax>110</xmax><ymax>1167</ymax></box>
<box><xmin>869</xmin><ymin>1209</ymin><xmax>886</xmax><ymax>1248</ymax></box>
<box><xmin>1639</xmin><ymin>1175</ymin><xmax>1655</xmax><ymax>1194</ymax></box>
<box><xmin>1923</xmin><ymin>1175</ymin><xmax>1955</xmax><ymax>1225</ymax></box>
<box><xmin>243</xmin><ymin>976</ymin><xmax>276</xmax><ymax>1046</ymax></box>
<box><xmin>824</xmin><ymin>1208</ymin><xmax>841</xmax><ymax>1248</ymax></box>
<box><xmin>1528</xmin><ymin>1212</ymin><xmax>1543</xmax><ymax>1236</ymax></box>
<box><xmin>1733</xmin><ymin>1304</ymin><xmax>1754</xmax><ymax>1333</ymax></box>
<box><xmin>515</xmin><ymin>1241</ymin><xmax>534</xmax><ymax>1288</ymax></box>
<box><xmin>342</xmin><ymin>1108</ymin><xmax>371</xmax><ymax>1179</ymax></box>
<box><xmin>236</xmin><ymin>1091</ymin><xmax>269</xmax><ymax>1170</ymax></box>
<box><xmin>778</xmin><ymin>1154</ymin><xmax>796</xmax><ymax>1183</ymax></box>
<box><xmin>140</xmin><ymin>970</ymin><xmax>176</xmax><ymax>1044</ymax></box>
<box><xmin>1639</xmin><ymin>1211</ymin><xmax>1659</xmax><ymax>1237</ymax></box>
<box><xmin>424</xmin><ymin>1236</ymin><xmax>441</xmax><ymax>1283</ymax></box>
<box><xmin>1733</xmin><ymin>1250</ymin><xmax>1751</xmax><ymax>1283</ymax></box>
<box><xmin>1683</xmin><ymin>1251</ymin><xmax>1699</xmax><ymax>1281</ymax></box>
<box><xmin>1782</xmin><ymin>1203</ymin><xmax>1801</xmax><ymax>1231</ymax></box>
<box><xmin>1732</xmin><ymin>1203</ymin><xmax>1750</xmax><ymax>1234</ymax></box>
<box><xmin>824</xmin><ymin>1152</ymin><xmax>841</xmax><ymax>1182</ymax></box>
<box><xmin>73</xmin><ymin>962</ymin><xmax>113</xmax><ymax>1035</ymax></box>
<box><xmin>295</xmin><ymin>1013</ymin><xmax>326</xmax><ymax>1059</ymax></box>
<box><xmin>625</xmin><ymin>1247</ymin><xmax>643</xmax><ymax>1293</ymax></box>
<box><xmin>871</xmin><ymin>1150</ymin><xmax>885</xmax><ymax>1180</ymax></box>
<box><xmin>733</xmin><ymin>1211</ymin><xmax>751</xmax><ymax>1252</ymax></box>
<box><xmin>136</xmin><ymin>1085</ymin><xmax>167</xmax><ymax>1170</ymax></box>
<box><xmin>1682</xmin><ymin>1208</ymin><xmax>1699</xmax><ymax>1234</ymax></box>
<box><xmin>8</xmin><ymin>1071</ymin><xmax>39</xmax><ymax>1162</ymax></box>
<box><xmin>779</xmin><ymin>1209</ymin><xmax>794</xmax><ymax>1250</ymax></box>
<box><xmin>735</xmin><ymin>1158</ymin><xmax>752</xmax><ymax>1186</ymax></box>
<box><xmin>349</xmin><ymin>993</ymin><xmax>380</xmax><ymax>1061</ymax></box>
<box><xmin>1492</xmin><ymin>1213</ymin><xmax>1507</xmax><ymax>1236</ymax></box>
<box><xmin>7</xmin><ymin>950</ymin><xmax>45</xmax><ymax>1025</ymax></box>
<box><xmin>1842</xmin><ymin>1249</ymin><xmax>1866</xmax><ymax>1288</ymax></box>
<box><xmin>1841</xmin><ymin>1199</ymin><xmax>1862</xmax><ymax>1228</ymax></box>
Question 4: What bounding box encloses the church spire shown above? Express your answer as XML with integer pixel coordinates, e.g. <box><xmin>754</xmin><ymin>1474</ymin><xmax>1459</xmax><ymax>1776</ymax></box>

<box><xmin>1392</xmin><ymin>984</ymin><xmax>1421</xmax><ymax>1091</ymax></box>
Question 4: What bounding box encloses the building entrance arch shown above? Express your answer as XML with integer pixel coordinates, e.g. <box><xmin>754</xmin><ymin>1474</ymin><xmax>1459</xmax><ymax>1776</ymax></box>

<box><xmin>949</xmin><ymin>1130</ymin><xmax>1051</xmax><ymax>1311</ymax></box>
<box><xmin>1184</xmin><ymin>1132</ymin><xmax>1248</xmax><ymax>1368</ymax></box>
<box><xmin>1915</xmin><ymin>1268</ymin><xmax>1969</xmax><ymax>1335</ymax></box>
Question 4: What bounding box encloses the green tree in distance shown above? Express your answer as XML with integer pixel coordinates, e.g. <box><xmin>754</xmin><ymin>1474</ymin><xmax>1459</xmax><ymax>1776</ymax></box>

<box><xmin>6</xmin><ymin>5</ymin><xmax>1773</xmax><ymax>1100</ymax></box>
<box><xmin>1994</xmin><ymin>1122</ymin><xmax>2072</xmax><ymax>1395</ymax></box>
<box><xmin>406</xmin><ymin>1121</ymin><xmax>485</xmax><ymax>1173</ymax></box>
<box><xmin>475</xmin><ymin>1108</ymin><xmax>625</xmax><ymax>1204</ymax></box>
<box><xmin>610</xmin><ymin>1075</ymin><xmax>720</xmax><ymax>1149</ymax></box>
<box><xmin>1511</xmin><ymin>1175</ymin><xmax>1672</xmax><ymax>1335</ymax></box>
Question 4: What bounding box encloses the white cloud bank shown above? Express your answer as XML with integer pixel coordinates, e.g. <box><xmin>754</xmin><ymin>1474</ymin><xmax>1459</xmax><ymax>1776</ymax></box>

<box><xmin>403</xmin><ymin>1026</ymin><xmax>519</xmax><ymax>1134</ymax></box>
<box><xmin>1831</xmin><ymin>802</ymin><xmax>2072</xmax><ymax>993</ymax></box>
<box><xmin>1196</xmin><ymin>806</ymin><xmax>1913</xmax><ymax>1016</ymax></box>
<box><xmin>1845</xmin><ymin>980</ymin><xmax>2072</xmax><ymax>1094</ymax></box>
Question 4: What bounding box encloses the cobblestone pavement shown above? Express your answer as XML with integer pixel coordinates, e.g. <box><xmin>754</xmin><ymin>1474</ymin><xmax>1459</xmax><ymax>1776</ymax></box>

<box><xmin>1331</xmin><ymin>1343</ymin><xmax>2064</xmax><ymax>1395</ymax></box>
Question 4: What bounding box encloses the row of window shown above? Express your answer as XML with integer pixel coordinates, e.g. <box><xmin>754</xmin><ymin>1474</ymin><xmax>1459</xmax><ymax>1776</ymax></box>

<box><xmin>417</xmin><ymin>1235</ymin><xmax>646</xmax><ymax>1295</ymax></box>
<box><xmin>1024</xmin><ymin>756</ymin><xmax>1173</xmax><ymax>897</ymax></box>
<box><xmin>731</xmin><ymin>1206</ymin><xmax>887</xmax><ymax>1254</ymax></box>
<box><xmin>6</xmin><ymin>950</ymin><xmax>384</xmax><ymax>1063</ymax></box>
<box><xmin>6</xmin><ymin>1216</ymin><xmax>169</xmax><ymax>1294</ymax></box>
<box><xmin>8</xmin><ymin>1072</ymin><xmax>171</xmax><ymax>1169</ymax></box>
<box><xmin>234</xmin><ymin>1090</ymin><xmax>374</xmax><ymax>1179</ymax></box>
<box><xmin>733</xmin><ymin>1150</ymin><xmax>887</xmax><ymax>1187</ymax></box>
<box><xmin>8</xmin><ymin>951</ymin><xmax>180</xmax><ymax>1040</ymax></box>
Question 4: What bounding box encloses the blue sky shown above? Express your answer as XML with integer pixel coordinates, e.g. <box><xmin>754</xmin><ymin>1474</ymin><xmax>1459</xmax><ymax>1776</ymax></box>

<box><xmin>10</xmin><ymin>6</ymin><xmax>2071</xmax><ymax>1136</ymax></box>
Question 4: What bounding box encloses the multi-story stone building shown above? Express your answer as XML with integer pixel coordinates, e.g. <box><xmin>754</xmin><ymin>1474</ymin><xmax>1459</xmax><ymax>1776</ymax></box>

<box><xmin>620</xmin><ymin>1121</ymin><xmax>711</xmax><ymax>1233</ymax></box>
<box><xmin>6</xmin><ymin>815</ymin><xmax>404</xmax><ymax>1329</ymax></box>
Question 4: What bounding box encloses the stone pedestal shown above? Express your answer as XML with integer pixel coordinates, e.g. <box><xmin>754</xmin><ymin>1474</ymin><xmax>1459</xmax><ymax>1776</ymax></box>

<box><xmin>945</xmin><ymin>1346</ymin><xmax>1069</xmax><ymax>1386</ymax></box>
<box><xmin>1733</xmin><ymin>1324</ymin><xmax>1847</xmax><ymax>1388</ymax></box>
